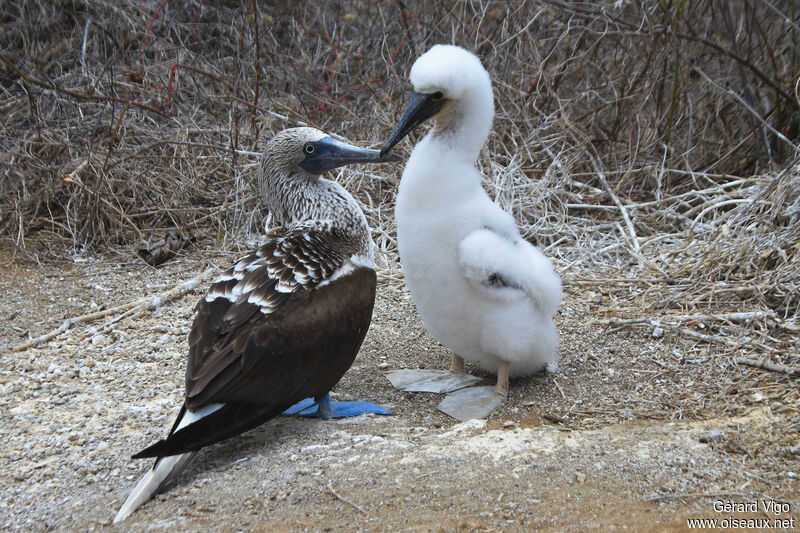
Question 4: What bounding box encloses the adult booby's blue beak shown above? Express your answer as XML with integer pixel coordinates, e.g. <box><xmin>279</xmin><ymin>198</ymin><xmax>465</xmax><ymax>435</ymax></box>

<box><xmin>300</xmin><ymin>137</ymin><xmax>401</xmax><ymax>175</ymax></box>
<box><xmin>381</xmin><ymin>91</ymin><xmax>447</xmax><ymax>156</ymax></box>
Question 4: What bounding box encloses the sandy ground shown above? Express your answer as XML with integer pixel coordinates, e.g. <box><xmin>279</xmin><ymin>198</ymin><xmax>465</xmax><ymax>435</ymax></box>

<box><xmin>1</xmin><ymin>243</ymin><xmax>798</xmax><ymax>532</ymax></box>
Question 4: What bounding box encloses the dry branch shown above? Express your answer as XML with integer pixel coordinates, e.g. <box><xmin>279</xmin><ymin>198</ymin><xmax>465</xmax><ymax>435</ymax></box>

<box><xmin>647</xmin><ymin>492</ymin><xmax>763</xmax><ymax>503</ymax></box>
<box><xmin>7</xmin><ymin>267</ymin><xmax>215</xmax><ymax>353</ymax></box>
<box><xmin>692</xmin><ymin>66</ymin><xmax>800</xmax><ymax>154</ymax></box>
<box><xmin>591</xmin><ymin>158</ymin><xmax>639</xmax><ymax>254</ymax></box>
<box><xmin>734</xmin><ymin>357</ymin><xmax>800</xmax><ymax>377</ymax></box>
<box><xmin>596</xmin><ymin>316</ymin><xmax>783</xmax><ymax>355</ymax></box>
<box><xmin>671</xmin><ymin>311</ymin><xmax>777</xmax><ymax>324</ymax></box>
<box><xmin>0</xmin><ymin>51</ymin><xmax>169</xmax><ymax>118</ymax></box>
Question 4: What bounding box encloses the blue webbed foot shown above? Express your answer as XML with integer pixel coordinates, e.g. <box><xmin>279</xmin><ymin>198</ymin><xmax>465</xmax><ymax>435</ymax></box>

<box><xmin>282</xmin><ymin>395</ymin><xmax>392</xmax><ymax>419</ymax></box>
<box><xmin>282</xmin><ymin>397</ymin><xmax>317</xmax><ymax>416</ymax></box>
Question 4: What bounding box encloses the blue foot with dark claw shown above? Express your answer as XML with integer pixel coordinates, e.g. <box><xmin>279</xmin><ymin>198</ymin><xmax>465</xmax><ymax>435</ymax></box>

<box><xmin>282</xmin><ymin>395</ymin><xmax>392</xmax><ymax>419</ymax></box>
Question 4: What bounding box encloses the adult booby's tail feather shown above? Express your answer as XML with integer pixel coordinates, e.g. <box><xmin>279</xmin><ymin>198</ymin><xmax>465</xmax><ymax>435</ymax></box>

<box><xmin>112</xmin><ymin>451</ymin><xmax>196</xmax><ymax>524</ymax></box>
<box><xmin>131</xmin><ymin>402</ymin><xmax>282</xmax><ymax>459</ymax></box>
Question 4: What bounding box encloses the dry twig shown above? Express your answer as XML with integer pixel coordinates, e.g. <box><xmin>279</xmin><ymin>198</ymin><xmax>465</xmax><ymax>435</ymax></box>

<box><xmin>734</xmin><ymin>357</ymin><xmax>800</xmax><ymax>377</ymax></box>
<box><xmin>7</xmin><ymin>267</ymin><xmax>215</xmax><ymax>353</ymax></box>
<box><xmin>327</xmin><ymin>480</ymin><xmax>367</xmax><ymax>515</ymax></box>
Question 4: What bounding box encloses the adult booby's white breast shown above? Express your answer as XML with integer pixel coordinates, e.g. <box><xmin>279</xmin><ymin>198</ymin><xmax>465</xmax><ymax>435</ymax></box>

<box><xmin>114</xmin><ymin>128</ymin><xmax>399</xmax><ymax>523</ymax></box>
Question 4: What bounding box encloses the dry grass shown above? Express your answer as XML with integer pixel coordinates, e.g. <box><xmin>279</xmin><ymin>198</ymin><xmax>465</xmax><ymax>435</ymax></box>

<box><xmin>1</xmin><ymin>1</ymin><xmax>798</xmax><ymax>373</ymax></box>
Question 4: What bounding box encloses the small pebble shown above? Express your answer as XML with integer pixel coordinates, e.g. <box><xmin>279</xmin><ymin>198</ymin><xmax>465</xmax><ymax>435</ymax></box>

<box><xmin>698</xmin><ymin>428</ymin><xmax>725</xmax><ymax>443</ymax></box>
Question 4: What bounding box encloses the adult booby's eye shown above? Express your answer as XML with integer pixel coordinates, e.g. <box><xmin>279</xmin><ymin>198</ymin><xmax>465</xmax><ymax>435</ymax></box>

<box><xmin>431</xmin><ymin>91</ymin><xmax>444</xmax><ymax>101</ymax></box>
<box><xmin>304</xmin><ymin>144</ymin><xmax>315</xmax><ymax>154</ymax></box>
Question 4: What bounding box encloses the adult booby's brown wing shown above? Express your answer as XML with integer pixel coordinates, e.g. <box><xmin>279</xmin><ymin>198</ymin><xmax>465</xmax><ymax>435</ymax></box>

<box><xmin>133</xmin><ymin>224</ymin><xmax>376</xmax><ymax>458</ymax></box>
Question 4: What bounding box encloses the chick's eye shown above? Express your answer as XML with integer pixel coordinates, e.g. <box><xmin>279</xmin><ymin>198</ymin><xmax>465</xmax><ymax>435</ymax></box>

<box><xmin>304</xmin><ymin>144</ymin><xmax>315</xmax><ymax>154</ymax></box>
<box><xmin>432</xmin><ymin>91</ymin><xmax>444</xmax><ymax>101</ymax></box>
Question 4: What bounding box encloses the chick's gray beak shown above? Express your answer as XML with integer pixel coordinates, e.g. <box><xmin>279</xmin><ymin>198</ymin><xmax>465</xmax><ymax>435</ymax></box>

<box><xmin>381</xmin><ymin>91</ymin><xmax>446</xmax><ymax>156</ymax></box>
<box><xmin>300</xmin><ymin>137</ymin><xmax>402</xmax><ymax>175</ymax></box>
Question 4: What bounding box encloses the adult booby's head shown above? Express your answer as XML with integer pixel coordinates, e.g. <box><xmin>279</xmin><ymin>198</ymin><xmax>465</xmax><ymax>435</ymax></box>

<box><xmin>259</xmin><ymin>127</ymin><xmax>401</xmax><ymax>230</ymax></box>
<box><xmin>381</xmin><ymin>45</ymin><xmax>494</xmax><ymax>156</ymax></box>
<box><xmin>265</xmin><ymin>127</ymin><xmax>400</xmax><ymax>178</ymax></box>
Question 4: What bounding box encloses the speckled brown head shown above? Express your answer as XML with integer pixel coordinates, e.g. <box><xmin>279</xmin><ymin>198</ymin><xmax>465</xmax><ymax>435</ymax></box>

<box><xmin>257</xmin><ymin>127</ymin><xmax>400</xmax><ymax>231</ymax></box>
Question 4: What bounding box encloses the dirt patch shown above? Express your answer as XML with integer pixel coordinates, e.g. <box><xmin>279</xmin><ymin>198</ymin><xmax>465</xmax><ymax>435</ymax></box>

<box><xmin>1</xmin><ymin>243</ymin><xmax>798</xmax><ymax>531</ymax></box>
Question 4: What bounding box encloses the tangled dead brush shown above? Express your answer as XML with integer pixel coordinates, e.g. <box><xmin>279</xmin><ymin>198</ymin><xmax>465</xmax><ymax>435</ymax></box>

<box><xmin>631</xmin><ymin>161</ymin><xmax>799</xmax><ymax>375</ymax></box>
<box><xmin>670</xmin><ymin>159</ymin><xmax>800</xmax><ymax>317</ymax></box>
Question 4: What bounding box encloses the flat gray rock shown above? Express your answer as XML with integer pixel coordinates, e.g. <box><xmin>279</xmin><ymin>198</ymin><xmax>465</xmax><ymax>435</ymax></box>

<box><xmin>437</xmin><ymin>386</ymin><xmax>504</xmax><ymax>421</ymax></box>
<box><xmin>385</xmin><ymin>369</ymin><xmax>482</xmax><ymax>393</ymax></box>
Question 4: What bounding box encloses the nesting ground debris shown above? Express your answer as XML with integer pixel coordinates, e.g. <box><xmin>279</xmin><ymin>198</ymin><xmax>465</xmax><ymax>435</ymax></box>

<box><xmin>0</xmin><ymin>242</ymin><xmax>797</xmax><ymax>531</ymax></box>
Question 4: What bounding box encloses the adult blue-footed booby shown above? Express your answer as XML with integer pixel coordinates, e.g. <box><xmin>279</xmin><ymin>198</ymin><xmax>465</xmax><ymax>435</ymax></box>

<box><xmin>113</xmin><ymin>128</ymin><xmax>399</xmax><ymax>523</ymax></box>
<box><xmin>381</xmin><ymin>45</ymin><xmax>562</xmax><ymax>421</ymax></box>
